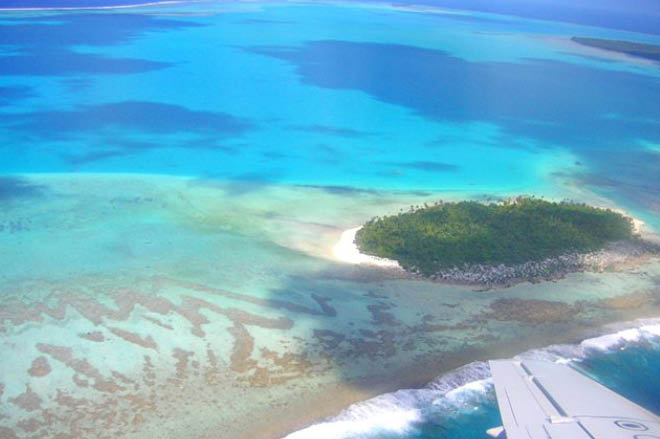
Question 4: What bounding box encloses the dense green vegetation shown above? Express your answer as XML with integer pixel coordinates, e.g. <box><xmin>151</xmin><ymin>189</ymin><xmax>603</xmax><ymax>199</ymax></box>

<box><xmin>355</xmin><ymin>198</ymin><xmax>634</xmax><ymax>275</ymax></box>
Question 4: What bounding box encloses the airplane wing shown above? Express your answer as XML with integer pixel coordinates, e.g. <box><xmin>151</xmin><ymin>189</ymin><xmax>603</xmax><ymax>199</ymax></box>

<box><xmin>489</xmin><ymin>359</ymin><xmax>660</xmax><ymax>439</ymax></box>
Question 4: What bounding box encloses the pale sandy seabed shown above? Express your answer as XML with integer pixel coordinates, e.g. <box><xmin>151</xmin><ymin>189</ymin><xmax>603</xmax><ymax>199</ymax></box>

<box><xmin>1</xmin><ymin>173</ymin><xmax>659</xmax><ymax>439</ymax></box>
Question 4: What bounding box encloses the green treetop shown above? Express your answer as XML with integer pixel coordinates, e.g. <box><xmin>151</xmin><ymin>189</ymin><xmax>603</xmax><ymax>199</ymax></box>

<box><xmin>355</xmin><ymin>197</ymin><xmax>634</xmax><ymax>275</ymax></box>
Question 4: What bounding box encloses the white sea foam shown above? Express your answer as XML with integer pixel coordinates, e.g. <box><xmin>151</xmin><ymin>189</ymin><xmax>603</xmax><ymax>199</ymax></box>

<box><xmin>430</xmin><ymin>362</ymin><xmax>494</xmax><ymax>408</ymax></box>
<box><xmin>425</xmin><ymin>361</ymin><xmax>491</xmax><ymax>393</ymax></box>
<box><xmin>282</xmin><ymin>396</ymin><xmax>421</xmax><ymax>439</ymax></box>
<box><xmin>442</xmin><ymin>378</ymin><xmax>492</xmax><ymax>404</ymax></box>
<box><xmin>580</xmin><ymin>322</ymin><xmax>660</xmax><ymax>352</ymax></box>
<box><xmin>582</xmin><ymin>328</ymin><xmax>643</xmax><ymax>351</ymax></box>
<box><xmin>282</xmin><ymin>361</ymin><xmax>493</xmax><ymax>438</ymax></box>
<box><xmin>517</xmin><ymin>319</ymin><xmax>660</xmax><ymax>362</ymax></box>
<box><xmin>642</xmin><ymin>323</ymin><xmax>660</xmax><ymax>337</ymax></box>
<box><xmin>283</xmin><ymin>319</ymin><xmax>660</xmax><ymax>439</ymax></box>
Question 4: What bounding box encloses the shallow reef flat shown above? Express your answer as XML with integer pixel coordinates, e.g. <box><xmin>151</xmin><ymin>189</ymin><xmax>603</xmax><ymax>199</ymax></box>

<box><xmin>1</xmin><ymin>174</ymin><xmax>660</xmax><ymax>439</ymax></box>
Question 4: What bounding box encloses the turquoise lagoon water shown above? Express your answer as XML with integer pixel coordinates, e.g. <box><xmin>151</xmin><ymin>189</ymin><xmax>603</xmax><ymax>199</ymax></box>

<box><xmin>1</xmin><ymin>1</ymin><xmax>659</xmax><ymax>214</ymax></box>
<box><xmin>1</xmin><ymin>2</ymin><xmax>660</xmax><ymax>439</ymax></box>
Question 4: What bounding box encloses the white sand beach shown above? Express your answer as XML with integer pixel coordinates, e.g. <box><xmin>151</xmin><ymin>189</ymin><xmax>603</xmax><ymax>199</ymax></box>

<box><xmin>332</xmin><ymin>226</ymin><xmax>401</xmax><ymax>268</ymax></box>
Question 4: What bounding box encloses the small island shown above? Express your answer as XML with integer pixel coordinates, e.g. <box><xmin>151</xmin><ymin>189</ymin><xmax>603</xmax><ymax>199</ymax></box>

<box><xmin>355</xmin><ymin>197</ymin><xmax>656</xmax><ymax>286</ymax></box>
<box><xmin>571</xmin><ymin>36</ymin><xmax>660</xmax><ymax>62</ymax></box>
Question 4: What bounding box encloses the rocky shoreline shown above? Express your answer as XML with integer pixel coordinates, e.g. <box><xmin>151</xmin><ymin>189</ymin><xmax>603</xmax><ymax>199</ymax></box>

<box><xmin>406</xmin><ymin>239</ymin><xmax>660</xmax><ymax>289</ymax></box>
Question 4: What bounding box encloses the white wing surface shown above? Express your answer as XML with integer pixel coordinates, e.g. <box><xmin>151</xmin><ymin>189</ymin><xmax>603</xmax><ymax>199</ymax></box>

<box><xmin>489</xmin><ymin>359</ymin><xmax>660</xmax><ymax>439</ymax></box>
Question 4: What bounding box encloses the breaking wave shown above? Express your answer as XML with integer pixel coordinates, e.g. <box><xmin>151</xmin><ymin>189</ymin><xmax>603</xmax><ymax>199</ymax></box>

<box><xmin>284</xmin><ymin>318</ymin><xmax>660</xmax><ymax>439</ymax></box>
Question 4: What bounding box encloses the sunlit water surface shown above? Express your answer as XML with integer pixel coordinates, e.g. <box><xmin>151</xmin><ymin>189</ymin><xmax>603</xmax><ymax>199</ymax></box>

<box><xmin>1</xmin><ymin>2</ymin><xmax>659</xmax><ymax>438</ymax></box>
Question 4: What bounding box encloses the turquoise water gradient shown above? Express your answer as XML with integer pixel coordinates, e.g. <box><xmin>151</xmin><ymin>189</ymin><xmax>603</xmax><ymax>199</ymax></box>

<box><xmin>1</xmin><ymin>1</ymin><xmax>659</xmax><ymax>227</ymax></box>
<box><xmin>1</xmin><ymin>3</ymin><xmax>660</xmax><ymax>438</ymax></box>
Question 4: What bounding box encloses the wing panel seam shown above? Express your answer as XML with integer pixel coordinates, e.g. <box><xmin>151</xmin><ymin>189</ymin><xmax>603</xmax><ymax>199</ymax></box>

<box><xmin>504</xmin><ymin>388</ymin><xmax>519</xmax><ymax>427</ymax></box>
